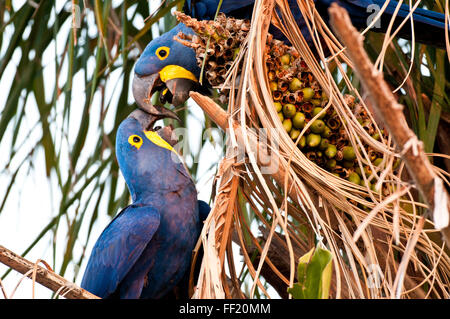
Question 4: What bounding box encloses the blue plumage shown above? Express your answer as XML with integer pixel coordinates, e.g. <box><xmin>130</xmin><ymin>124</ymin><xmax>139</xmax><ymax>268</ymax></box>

<box><xmin>183</xmin><ymin>0</ymin><xmax>447</xmax><ymax>47</ymax></box>
<box><xmin>134</xmin><ymin>23</ymin><xmax>201</xmax><ymax>79</ymax></box>
<box><xmin>81</xmin><ymin>116</ymin><xmax>207</xmax><ymax>299</ymax></box>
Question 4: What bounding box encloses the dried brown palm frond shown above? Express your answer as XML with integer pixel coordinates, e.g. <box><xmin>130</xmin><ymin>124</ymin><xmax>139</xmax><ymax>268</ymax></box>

<box><xmin>187</xmin><ymin>0</ymin><xmax>450</xmax><ymax>299</ymax></box>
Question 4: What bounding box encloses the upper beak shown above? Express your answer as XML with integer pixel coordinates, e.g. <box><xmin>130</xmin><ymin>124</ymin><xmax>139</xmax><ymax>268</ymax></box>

<box><xmin>132</xmin><ymin>73</ymin><xmax>198</xmax><ymax>121</ymax></box>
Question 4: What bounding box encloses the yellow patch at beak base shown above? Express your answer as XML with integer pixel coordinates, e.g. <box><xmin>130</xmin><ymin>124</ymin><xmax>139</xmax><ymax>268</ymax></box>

<box><xmin>159</xmin><ymin>65</ymin><xmax>198</xmax><ymax>83</ymax></box>
<box><xmin>144</xmin><ymin>130</ymin><xmax>177</xmax><ymax>154</ymax></box>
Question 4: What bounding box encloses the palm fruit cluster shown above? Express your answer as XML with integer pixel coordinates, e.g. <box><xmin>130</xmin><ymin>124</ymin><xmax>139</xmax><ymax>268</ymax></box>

<box><xmin>174</xmin><ymin>12</ymin><xmax>391</xmax><ymax>188</ymax></box>
<box><xmin>174</xmin><ymin>12</ymin><xmax>249</xmax><ymax>88</ymax></box>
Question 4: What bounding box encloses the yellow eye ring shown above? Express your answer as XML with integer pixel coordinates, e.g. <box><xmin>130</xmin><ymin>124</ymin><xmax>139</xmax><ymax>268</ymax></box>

<box><xmin>128</xmin><ymin>135</ymin><xmax>143</xmax><ymax>150</ymax></box>
<box><xmin>156</xmin><ymin>46</ymin><xmax>170</xmax><ymax>60</ymax></box>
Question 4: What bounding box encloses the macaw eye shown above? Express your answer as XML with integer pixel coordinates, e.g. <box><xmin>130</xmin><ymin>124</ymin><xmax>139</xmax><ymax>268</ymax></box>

<box><xmin>128</xmin><ymin>135</ymin><xmax>143</xmax><ymax>150</ymax></box>
<box><xmin>156</xmin><ymin>46</ymin><xmax>170</xmax><ymax>60</ymax></box>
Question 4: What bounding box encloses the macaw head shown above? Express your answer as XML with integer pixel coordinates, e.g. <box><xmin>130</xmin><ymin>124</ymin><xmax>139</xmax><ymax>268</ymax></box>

<box><xmin>132</xmin><ymin>23</ymin><xmax>201</xmax><ymax>121</ymax></box>
<box><xmin>116</xmin><ymin>110</ymin><xmax>190</xmax><ymax>201</ymax></box>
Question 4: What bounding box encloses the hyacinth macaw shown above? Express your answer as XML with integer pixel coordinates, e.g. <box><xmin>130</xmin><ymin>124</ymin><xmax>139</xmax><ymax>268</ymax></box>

<box><xmin>132</xmin><ymin>0</ymin><xmax>447</xmax><ymax>117</ymax></box>
<box><xmin>81</xmin><ymin>110</ymin><xmax>210</xmax><ymax>299</ymax></box>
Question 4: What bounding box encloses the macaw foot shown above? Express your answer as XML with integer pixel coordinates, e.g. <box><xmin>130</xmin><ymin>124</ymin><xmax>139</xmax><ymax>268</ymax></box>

<box><xmin>132</xmin><ymin>73</ymin><xmax>197</xmax><ymax>122</ymax></box>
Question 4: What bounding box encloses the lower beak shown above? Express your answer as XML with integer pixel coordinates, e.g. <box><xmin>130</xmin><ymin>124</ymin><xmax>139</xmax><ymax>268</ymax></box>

<box><xmin>132</xmin><ymin>73</ymin><xmax>181</xmax><ymax>122</ymax></box>
<box><xmin>132</xmin><ymin>74</ymin><xmax>198</xmax><ymax>121</ymax></box>
<box><xmin>165</xmin><ymin>78</ymin><xmax>198</xmax><ymax>107</ymax></box>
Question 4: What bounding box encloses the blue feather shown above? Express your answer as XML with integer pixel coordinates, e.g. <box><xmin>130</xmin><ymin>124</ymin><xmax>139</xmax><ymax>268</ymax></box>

<box><xmin>81</xmin><ymin>205</ymin><xmax>160</xmax><ymax>298</ymax></box>
<box><xmin>134</xmin><ymin>23</ymin><xmax>201</xmax><ymax>78</ymax></box>
<box><xmin>81</xmin><ymin>117</ymin><xmax>202</xmax><ymax>299</ymax></box>
<box><xmin>183</xmin><ymin>0</ymin><xmax>448</xmax><ymax>47</ymax></box>
<box><xmin>198</xmin><ymin>200</ymin><xmax>211</xmax><ymax>222</ymax></box>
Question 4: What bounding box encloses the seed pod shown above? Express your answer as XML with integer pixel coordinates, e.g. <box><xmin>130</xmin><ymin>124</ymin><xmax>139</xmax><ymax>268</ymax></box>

<box><xmin>292</xmin><ymin>112</ymin><xmax>306</xmax><ymax>129</ymax></box>
<box><xmin>373</xmin><ymin>158</ymin><xmax>383</xmax><ymax>167</ymax></box>
<box><xmin>312</xmin><ymin>107</ymin><xmax>325</xmax><ymax>119</ymax></box>
<box><xmin>269</xmin><ymin>82</ymin><xmax>278</xmax><ymax>91</ymax></box>
<box><xmin>281</xmin><ymin>54</ymin><xmax>291</xmax><ymax>65</ymax></box>
<box><xmin>326</xmin><ymin>159</ymin><xmax>337</xmax><ymax>169</ymax></box>
<box><xmin>274</xmin><ymin>102</ymin><xmax>282</xmax><ymax>113</ymax></box>
<box><xmin>319</xmin><ymin>138</ymin><xmax>329</xmax><ymax>150</ymax></box>
<box><xmin>298</xmin><ymin>135</ymin><xmax>306</xmax><ymax>148</ymax></box>
<box><xmin>322</xmin><ymin>126</ymin><xmax>332</xmax><ymax>138</ymax></box>
<box><xmin>176</xmin><ymin>13</ymin><xmax>393</xmax><ymax>179</ymax></box>
<box><xmin>342</xmin><ymin>146</ymin><xmax>356</xmax><ymax>161</ymax></box>
<box><xmin>310</xmin><ymin>119</ymin><xmax>326</xmax><ymax>134</ymax></box>
<box><xmin>371</xmin><ymin>131</ymin><xmax>381</xmax><ymax>141</ymax></box>
<box><xmin>233</xmin><ymin>48</ymin><xmax>240</xmax><ymax>60</ymax></box>
<box><xmin>311</xmin><ymin>99</ymin><xmax>322</xmax><ymax>107</ymax></box>
<box><xmin>268</xmin><ymin>71</ymin><xmax>276</xmax><ymax>81</ymax></box>
<box><xmin>324</xmin><ymin>144</ymin><xmax>337</xmax><ymax>158</ymax></box>
<box><xmin>290</xmin><ymin>128</ymin><xmax>300</xmax><ymax>140</ymax></box>
<box><xmin>306</xmin><ymin>133</ymin><xmax>321</xmax><ymax>148</ymax></box>
<box><xmin>364</xmin><ymin>165</ymin><xmax>372</xmax><ymax>176</ymax></box>
<box><xmin>343</xmin><ymin>161</ymin><xmax>354</xmax><ymax>169</ymax></box>
<box><xmin>393</xmin><ymin>158</ymin><xmax>401</xmax><ymax>170</ymax></box>
<box><xmin>283</xmin><ymin>118</ymin><xmax>292</xmax><ymax>133</ymax></box>
<box><xmin>289</xmin><ymin>78</ymin><xmax>302</xmax><ymax>91</ymax></box>
<box><xmin>283</xmin><ymin>103</ymin><xmax>296</xmax><ymax>119</ymax></box>
<box><xmin>302</xmin><ymin>87</ymin><xmax>315</xmax><ymax>101</ymax></box>
<box><xmin>348</xmin><ymin>172</ymin><xmax>361</xmax><ymax>185</ymax></box>
<box><xmin>278</xmin><ymin>112</ymin><xmax>284</xmax><ymax>122</ymax></box>
<box><xmin>355</xmin><ymin>166</ymin><xmax>365</xmax><ymax>178</ymax></box>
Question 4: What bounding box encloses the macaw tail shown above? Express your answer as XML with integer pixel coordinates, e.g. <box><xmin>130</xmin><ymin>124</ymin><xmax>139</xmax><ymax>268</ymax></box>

<box><xmin>320</xmin><ymin>0</ymin><xmax>448</xmax><ymax>48</ymax></box>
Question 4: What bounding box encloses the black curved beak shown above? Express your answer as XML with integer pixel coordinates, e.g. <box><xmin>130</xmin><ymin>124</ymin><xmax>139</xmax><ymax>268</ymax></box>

<box><xmin>132</xmin><ymin>73</ymin><xmax>181</xmax><ymax>122</ymax></box>
<box><xmin>165</xmin><ymin>78</ymin><xmax>198</xmax><ymax>106</ymax></box>
<box><xmin>132</xmin><ymin>74</ymin><xmax>198</xmax><ymax>122</ymax></box>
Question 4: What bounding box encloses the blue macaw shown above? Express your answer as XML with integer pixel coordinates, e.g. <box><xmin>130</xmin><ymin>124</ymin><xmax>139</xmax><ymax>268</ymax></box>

<box><xmin>81</xmin><ymin>110</ymin><xmax>210</xmax><ymax>299</ymax></box>
<box><xmin>132</xmin><ymin>0</ymin><xmax>447</xmax><ymax>116</ymax></box>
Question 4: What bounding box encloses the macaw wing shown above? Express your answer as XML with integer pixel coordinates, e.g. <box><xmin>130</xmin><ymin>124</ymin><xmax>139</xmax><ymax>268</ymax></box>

<box><xmin>80</xmin><ymin>205</ymin><xmax>160</xmax><ymax>298</ymax></box>
<box><xmin>197</xmin><ymin>200</ymin><xmax>211</xmax><ymax>223</ymax></box>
